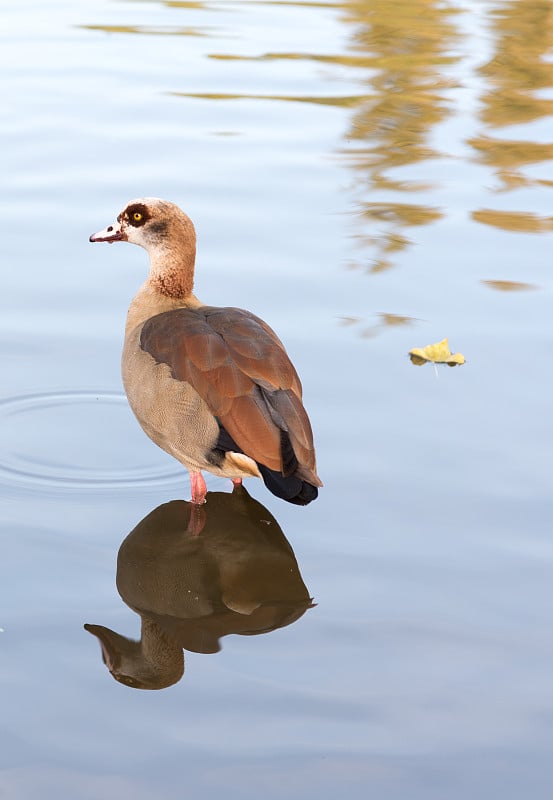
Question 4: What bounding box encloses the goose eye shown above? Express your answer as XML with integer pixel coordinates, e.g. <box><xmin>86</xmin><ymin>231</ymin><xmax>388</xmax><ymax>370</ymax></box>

<box><xmin>133</xmin><ymin>212</ymin><xmax>143</xmax><ymax>222</ymax></box>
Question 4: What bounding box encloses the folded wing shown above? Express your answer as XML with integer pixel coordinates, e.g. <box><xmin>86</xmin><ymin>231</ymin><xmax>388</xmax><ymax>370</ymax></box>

<box><xmin>139</xmin><ymin>306</ymin><xmax>321</xmax><ymax>485</ymax></box>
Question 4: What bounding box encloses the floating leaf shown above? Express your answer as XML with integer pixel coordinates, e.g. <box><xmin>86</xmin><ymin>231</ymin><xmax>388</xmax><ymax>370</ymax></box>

<box><xmin>409</xmin><ymin>338</ymin><xmax>465</xmax><ymax>367</ymax></box>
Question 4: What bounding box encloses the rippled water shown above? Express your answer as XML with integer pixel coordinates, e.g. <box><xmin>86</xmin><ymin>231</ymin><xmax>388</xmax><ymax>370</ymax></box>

<box><xmin>3</xmin><ymin>1</ymin><xmax>553</xmax><ymax>797</ymax></box>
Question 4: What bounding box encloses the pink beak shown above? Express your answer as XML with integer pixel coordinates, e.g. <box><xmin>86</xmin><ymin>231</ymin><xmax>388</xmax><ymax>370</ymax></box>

<box><xmin>89</xmin><ymin>221</ymin><xmax>126</xmax><ymax>243</ymax></box>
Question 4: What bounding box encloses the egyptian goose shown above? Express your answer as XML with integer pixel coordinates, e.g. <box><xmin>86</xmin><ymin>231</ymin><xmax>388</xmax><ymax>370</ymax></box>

<box><xmin>90</xmin><ymin>198</ymin><xmax>322</xmax><ymax>505</ymax></box>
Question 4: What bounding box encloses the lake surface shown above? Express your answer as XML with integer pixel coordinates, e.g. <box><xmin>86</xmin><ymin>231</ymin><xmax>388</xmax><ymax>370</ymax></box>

<box><xmin>3</xmin><ymin>0</ymin><xmax>553</xmax><ymax>797</ymax></box>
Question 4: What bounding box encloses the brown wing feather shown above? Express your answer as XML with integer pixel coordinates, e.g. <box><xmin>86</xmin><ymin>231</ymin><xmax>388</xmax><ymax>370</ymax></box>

<box><xmin>205</xmin><ymin>308</ymin><xmax>303</xmax><ymax>396</ymax></box>
<box><xmin>223</xmin><ymin>392</ymin><xmax>282</xmax><ymax>472</ymax></box>
<box><xmin>140</xmin><ymin>306</ymin><xmax>318</xmax><ymax>478</ymax></box>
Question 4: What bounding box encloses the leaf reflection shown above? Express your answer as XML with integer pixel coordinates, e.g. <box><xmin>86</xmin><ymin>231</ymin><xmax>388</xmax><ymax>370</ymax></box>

<box><xmin>85</xmin><ymin>487</ymin><xmax>313</xmax><ymax>690</ymax></box>
<box><xmin>339</xmin><ymin>311</ymin><xmax>418</xmax><ymax>338</ymax></box>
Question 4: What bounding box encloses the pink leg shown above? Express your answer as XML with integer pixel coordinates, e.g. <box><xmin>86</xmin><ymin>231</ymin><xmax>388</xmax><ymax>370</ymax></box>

<box><xmin>231</xmin><ymin>478</ymin><xmax>243</xmax><ymax>487</ymax></box>
<box><xmin>189</xmin><ymin>471</ymin><xmax>207</xmax><ymax>505</ymax></box>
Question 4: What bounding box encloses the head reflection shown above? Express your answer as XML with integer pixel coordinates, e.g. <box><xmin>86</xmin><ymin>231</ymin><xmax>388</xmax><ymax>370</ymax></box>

<box><xmin>85</xmin><ymin>486</ymin><xmax>313</xmax><ymax>690</ymax></box>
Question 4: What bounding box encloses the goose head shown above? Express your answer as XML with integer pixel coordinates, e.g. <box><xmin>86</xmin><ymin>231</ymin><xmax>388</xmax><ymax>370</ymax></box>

<box><xmin>90</xmin><ymin>197</ymin><xmax>197</xmax><ymax>298</ymax></box>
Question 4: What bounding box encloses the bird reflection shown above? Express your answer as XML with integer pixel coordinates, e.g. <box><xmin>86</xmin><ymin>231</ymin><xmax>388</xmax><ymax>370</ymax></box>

<box><xmin>85</xmin><ymin>486</ymin><xmax>314</xmax><ymax>690</ymax></box>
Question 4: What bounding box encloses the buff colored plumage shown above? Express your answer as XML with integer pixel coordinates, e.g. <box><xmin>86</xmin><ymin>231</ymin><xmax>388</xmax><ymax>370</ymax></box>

<box><xmin>90</xmin><ymin>198</ymin><xmax>322</xmax><ymax>506</ymax></box>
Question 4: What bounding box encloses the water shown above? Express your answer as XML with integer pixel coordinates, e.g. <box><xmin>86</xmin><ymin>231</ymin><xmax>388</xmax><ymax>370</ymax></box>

<box><xmin>3</xmin><ymin>1</ymin><xmax>553</xmax><ymax>797</ymax></box>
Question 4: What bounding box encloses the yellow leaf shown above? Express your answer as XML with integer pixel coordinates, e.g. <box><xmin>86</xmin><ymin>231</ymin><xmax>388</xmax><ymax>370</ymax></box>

<box><xmin>409</xmin><ymin>338</ymin><xmax>465</xmax><ymax>367</ymax></box>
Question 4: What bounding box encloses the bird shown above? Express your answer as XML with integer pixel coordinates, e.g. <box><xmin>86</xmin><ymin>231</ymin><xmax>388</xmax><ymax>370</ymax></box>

<box><xmin>90</xmin><ymin>198</ymin><xmax>322</xmax><ymax>506</ymax></box>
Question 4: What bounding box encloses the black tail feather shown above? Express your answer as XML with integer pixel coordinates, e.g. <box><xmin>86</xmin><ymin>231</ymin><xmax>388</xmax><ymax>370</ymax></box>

<box><xmin>257</xmin><ymin>464</ymin><xmax>318</xmax><ymax>506</ymax></box>
<box><xmin>210</xmin><ymin>418</ymin><xmax>318</xmax><ymax>506</ymax></box>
